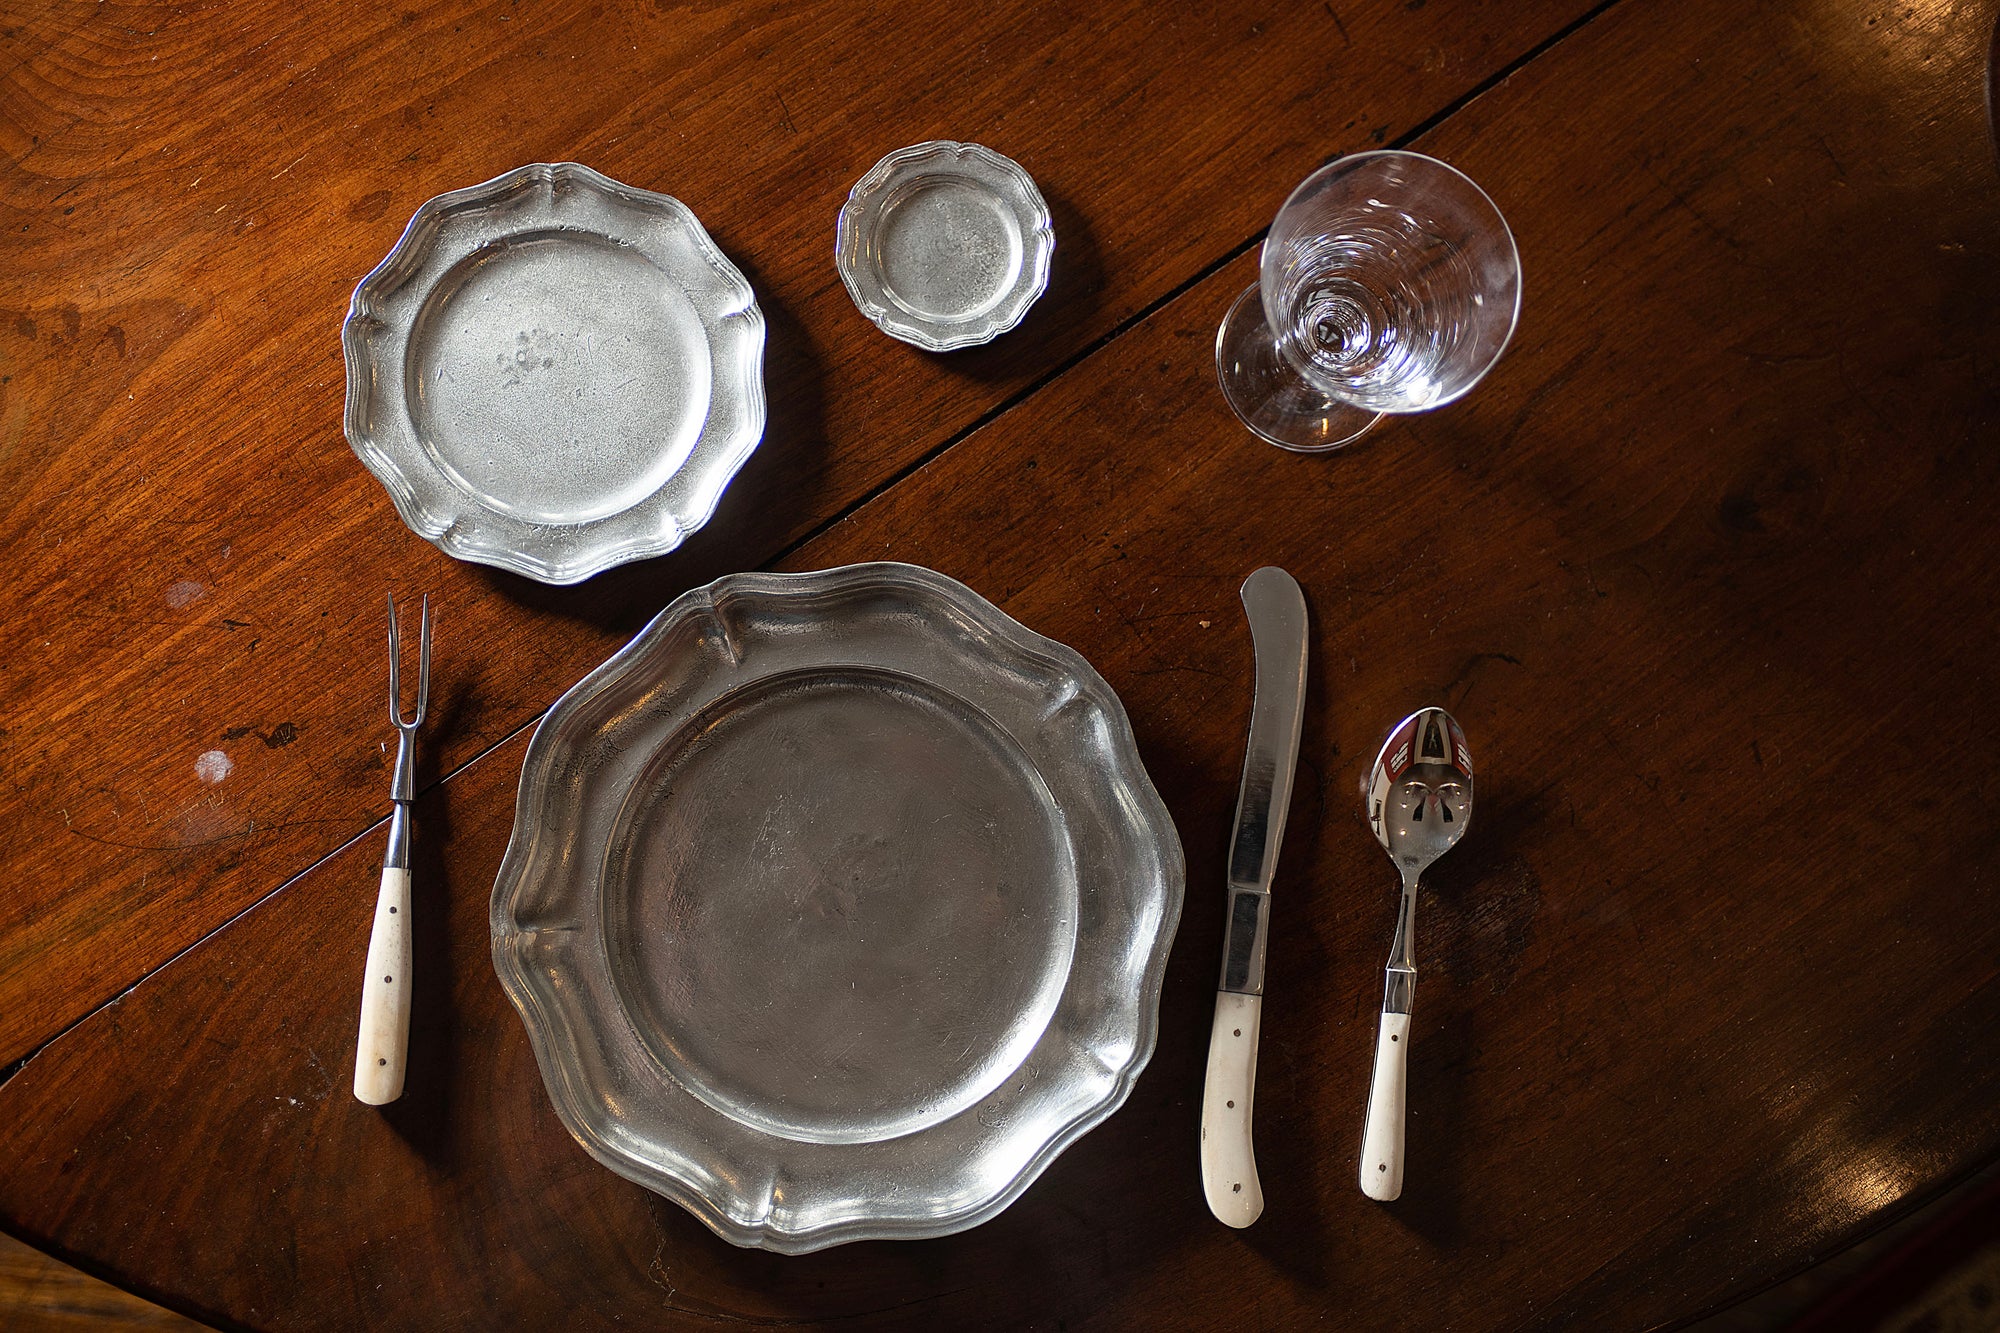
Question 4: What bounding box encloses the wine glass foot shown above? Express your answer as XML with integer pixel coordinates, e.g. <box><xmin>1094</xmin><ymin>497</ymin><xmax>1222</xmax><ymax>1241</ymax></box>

<box><xmin>1215</xmin><ymin>284</ymin><xmax>1382</xmax><ymax>453</ymax></box>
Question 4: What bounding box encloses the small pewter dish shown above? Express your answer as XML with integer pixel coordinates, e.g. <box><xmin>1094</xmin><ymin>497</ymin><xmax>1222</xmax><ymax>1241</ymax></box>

<box><xmin>490</xmin><ymin>563</ymin><xmax>1182</xmax><ymax>1252</ymax></box>
<box><xmin>343</xmin><ymin>162</ymin><xmax>766</xmax><ymax>585</ymax></box>
<box><xmin>835</xmin><ymin>141</ymin><xmax>1054</xmax><ymax>352</ymax></box>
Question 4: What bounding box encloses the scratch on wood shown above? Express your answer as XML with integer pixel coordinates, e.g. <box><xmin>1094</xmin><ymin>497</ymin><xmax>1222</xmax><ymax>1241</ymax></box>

<box><xmin>303</xmin><ymin>1046</ymin><xmax>334</xmax><ymax>1099</ymax></box>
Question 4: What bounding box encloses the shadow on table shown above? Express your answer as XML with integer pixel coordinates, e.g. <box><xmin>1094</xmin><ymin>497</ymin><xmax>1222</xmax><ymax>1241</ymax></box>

<box><xmin>1395</xmin><ymin>1007</ymin><xmax>1476</xmax><ymax>1249</ymax></box>
<box><xmin>1394</xmin><ymin>777</ymin><xmax>1551</xmax><ymax>1250</ymax></box>
<box><xmin>929</xmin><ymin>181</ymin><xmax>1106</xmax><ymax>390</ymax></box>
<box><xmin>1236</xmin><ymin>735</ymin><xmax>1346</xmax><ymax>1290</ymax></box>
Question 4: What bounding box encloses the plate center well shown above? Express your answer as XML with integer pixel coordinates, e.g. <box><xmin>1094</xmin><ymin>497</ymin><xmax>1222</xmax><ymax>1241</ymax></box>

<box><xmin>875</xmin><ymin>177</ymin><xmax>1024</xmax><ymax>323</ymax></box>
<box><xmin>406</xmin><ymin>230</ymin><xmax>711</xmax><ymax>526</ymax></box>
<box><xmin>604</xmin><ymin>668</ymin><xmax>1078</xmax><ymax>1145</ymax></box>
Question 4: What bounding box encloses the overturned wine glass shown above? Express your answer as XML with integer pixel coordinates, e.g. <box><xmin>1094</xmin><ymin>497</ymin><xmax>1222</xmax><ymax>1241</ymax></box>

<box><xmin>1216</xmin><ymin>150</ymin><xmax>1521</xmax><ymax>452</ymax></box>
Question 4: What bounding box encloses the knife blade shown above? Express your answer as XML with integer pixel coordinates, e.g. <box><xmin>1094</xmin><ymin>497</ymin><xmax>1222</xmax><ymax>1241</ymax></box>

<box><xmin>1200</xmin><ymin>566</ymin><xmax>1309</xmax><ymax>1228</ymax></box>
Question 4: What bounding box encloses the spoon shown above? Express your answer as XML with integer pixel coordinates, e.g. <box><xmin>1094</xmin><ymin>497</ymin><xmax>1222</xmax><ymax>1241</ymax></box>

<box><xmin>1358</xmin><ymin>707</ymin><xmax>1474</xmax><ymax>1201</ymax></box>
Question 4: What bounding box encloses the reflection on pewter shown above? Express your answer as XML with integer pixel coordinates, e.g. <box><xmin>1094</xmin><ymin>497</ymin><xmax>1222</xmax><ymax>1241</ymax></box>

<box><xmin>490</xmin><ymin>563</ymin><xmax>1182</xmax><ymax>1252</ymax></box>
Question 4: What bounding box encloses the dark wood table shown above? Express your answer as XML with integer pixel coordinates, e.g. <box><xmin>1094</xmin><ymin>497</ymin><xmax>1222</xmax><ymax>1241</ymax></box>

<box><xmin>4</xmin><ymin>0</ymin><xmax>1998</xmax><ymax>1327</ymax></box>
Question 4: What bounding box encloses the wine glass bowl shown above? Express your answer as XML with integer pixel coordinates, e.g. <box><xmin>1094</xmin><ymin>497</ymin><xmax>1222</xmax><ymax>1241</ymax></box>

<box><xmin>1218</xmin><ymin>151</ymin><xmax>1521</xmax><ymax>452</ymax></box>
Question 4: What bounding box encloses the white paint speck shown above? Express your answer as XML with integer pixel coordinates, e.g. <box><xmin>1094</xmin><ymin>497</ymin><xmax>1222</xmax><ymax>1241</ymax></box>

<box><xmin>165</xmin><ymin>579</ymin><xmax>206</xmax><ymax>608</ymax></box>
<box><xmin>195</xmin><ymin>750</ymin><xmax>233</xmax><ymax>784</ymax></box>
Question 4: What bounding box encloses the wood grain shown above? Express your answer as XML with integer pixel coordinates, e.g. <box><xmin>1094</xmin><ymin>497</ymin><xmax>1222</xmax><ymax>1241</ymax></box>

<box><xmin>0</xmin><ymin>0</ymin><xmax>1603</xmax><ymax>1071</ymax></box>
<box><xmin>5</xmin><ymin>0</ymin><xmax>1996</xmax><ymax>1326</ymax></box>
<box><xmin>0</xmin><ymin>1233</ymin><xmax>201</xmax><ymax>1332</ymax></box>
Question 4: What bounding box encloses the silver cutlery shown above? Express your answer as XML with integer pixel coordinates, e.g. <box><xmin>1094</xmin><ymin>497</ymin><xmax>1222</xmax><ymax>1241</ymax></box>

<box><xmin>1358</xmin><ymin>707</ymin><xmax>1474</xmax><ymax>1199</ymax></box>
<box><xmin>1200</xmin><ymin>567</ymin><xmax>1308</xmax><ymax>1227</ymax></box>
<box><xmin>354</xmin><ymin>593</ymin><xmax>431</xmax><ymax>1106</ymax></box>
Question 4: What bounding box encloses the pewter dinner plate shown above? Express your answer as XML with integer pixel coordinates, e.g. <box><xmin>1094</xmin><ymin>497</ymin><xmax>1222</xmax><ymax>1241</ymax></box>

<box><xmin>491</xmin><ymin>564</ymin><xmax>1183</xmax><ymax>1252</ymax></box>
<box><xmin>343</xmin><ymin>162</ymin><xmax>765</xmax><ymax>584</ymax></box>
<box><xmin>835</xmin><ymin>141</ymin><xmax>1054</xmax><ymax>351</ymax></box>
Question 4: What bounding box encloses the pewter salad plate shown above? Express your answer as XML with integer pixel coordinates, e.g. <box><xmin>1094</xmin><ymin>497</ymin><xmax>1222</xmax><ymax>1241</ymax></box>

<box><xmin>343</xmin><ymin>162</ymin><xmax>765</xmax><ymax>584</ymax></box>
<box><xmin>491</xmin><ymin>564</ymin><xmax>1183</xmax><ymax>1252</ymax></box>
<box><xmin>835</xmin><ymin>141</ymin><xmax>1054</xmax><ymax>351</ymax></box>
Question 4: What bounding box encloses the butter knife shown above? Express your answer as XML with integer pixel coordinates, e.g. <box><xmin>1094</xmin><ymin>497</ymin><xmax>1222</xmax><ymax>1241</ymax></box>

<box><xmin>1200</xmin><ymin>566</ymin><xmax>1309</xmax><ymax>1227</ymax></box>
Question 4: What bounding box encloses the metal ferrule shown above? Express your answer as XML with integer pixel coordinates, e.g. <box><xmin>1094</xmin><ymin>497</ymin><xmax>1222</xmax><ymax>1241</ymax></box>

<box><xmin>391</xmin><ymin>728</ymin><xmax>417</xmax><ymax>802</ymax></box>
<box><xmin>385</xmin><ymin>802</ymin><xmax>412</xmax><ymax>871</ymax></box>
<box><xmin>1381</xmin><ymin>877</ymin><xmax>1420</xmax><ymax>1013</ymax></box>
<box><xmin>1382</xmin><ymin>966</ymin><xmax>1415</xmax><ymax>1015</ymax></box>
<box><xmin>1218</xmin><ymin>885</ymin><xmax>1270</xmax><ymax>995</ymax></box>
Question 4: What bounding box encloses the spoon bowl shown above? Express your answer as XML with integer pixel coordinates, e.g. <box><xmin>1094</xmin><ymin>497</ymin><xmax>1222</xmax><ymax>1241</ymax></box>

<box><xmin>1365</xmin><ymin>707</ymin><xmax>1474</xmax><ymax>873</ymax></box>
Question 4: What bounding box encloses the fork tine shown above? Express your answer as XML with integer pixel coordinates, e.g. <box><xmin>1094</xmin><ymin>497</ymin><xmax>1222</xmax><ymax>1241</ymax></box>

<box><xmin>386</xmin><ymin>593</ymin><xmax>433</xmax><ymax>729</ymax></box>
<box><xmin>386</xmin><ymin>592</ymin><xmax>402</xmax><ymax>726</ymax></box>
<box><xmin>414</xmin><ymin>595</ymin><xmax>432</xmax><ymax>725</ymax></box>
